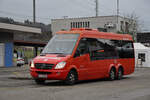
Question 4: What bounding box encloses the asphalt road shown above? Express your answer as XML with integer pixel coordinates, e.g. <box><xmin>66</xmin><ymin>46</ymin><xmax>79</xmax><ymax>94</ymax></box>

<box><xmin>0</xmin><ymin>67</ymin><xmax>150</xmax><ymax>100</ymax></box>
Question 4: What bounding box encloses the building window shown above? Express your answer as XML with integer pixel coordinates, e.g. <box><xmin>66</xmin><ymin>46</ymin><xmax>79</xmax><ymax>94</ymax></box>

<box><xmin>138</xmin><ymin>53</ymin><xmax>145</xmax><ymax>62</ymax></box>
<box><xmin>87</xmin><ymin>21</ymin><xmax>90</xmax><ymax>28</ymax></box>
<box><xmin>80</xmin><ymin>22</ymin><xmax>82</xmax><ymax>28</ymax></box>
<box><xmin>70</xmin><ymin>21</ymin><xmax>90</xmax><ymax>28</ymax></box>
<box><xmin>125</xmin><ymin>22</ymin><xmax>129</xmax><ymax>33</ymax></box>
<box><xmin>120</xmin><ymin>21</ymin><xmax>124</xmax><ymax>32</ymax></box>
<box><xmin>82</xmin><ymin>22</ymin><xmax>85</xmax><ymax>27</ymax></box>
<box><xmin>85</xmin><ymin>22</ymin><xmax>88</xmax><ymax>28</ymax></box>
<box><xmin>75</xmin><ymin>22</ymin><xmax>78</xmax><ymax>28</ymax></box>
<box><xmin>78</xmin><ymin>22</ymin><xmax>80</xmax><ymax>28</ymax></box>
<box><xmin>73</xmin><ymin>22</ymin><xmax>75</xmax><ymax>28</ymax></box>
<box><xmin>71</xmin><ymin>22</ymin><xmax>73</xmax><ymax>28</ymax></box>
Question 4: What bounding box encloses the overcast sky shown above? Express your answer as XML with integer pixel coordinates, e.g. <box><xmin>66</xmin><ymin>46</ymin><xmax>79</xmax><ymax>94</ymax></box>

<box><xmin>0</xmin><ymin>0</ymin><xmax>150</xmax><ymax>31</ymax></box>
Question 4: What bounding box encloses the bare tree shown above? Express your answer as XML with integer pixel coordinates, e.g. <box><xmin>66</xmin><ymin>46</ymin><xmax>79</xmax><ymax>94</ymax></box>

<box><xmin>123</xmin><ymin>12</ymin><xmax>144</xmax><ymax>41</ymax></box>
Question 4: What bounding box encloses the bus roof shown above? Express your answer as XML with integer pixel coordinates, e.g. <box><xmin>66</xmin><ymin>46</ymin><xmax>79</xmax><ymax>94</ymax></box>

<box><xmin>56</xmin><ymin>28</ymin><xmax>133</xmax><ymax>41</ymax></box>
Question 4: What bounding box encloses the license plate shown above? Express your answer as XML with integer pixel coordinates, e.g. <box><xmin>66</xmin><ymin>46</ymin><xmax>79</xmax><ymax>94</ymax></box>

<box><xmin>38</xmin><ymin>74</ymin><xmax>47</xmax><ymax>78</ymax></box>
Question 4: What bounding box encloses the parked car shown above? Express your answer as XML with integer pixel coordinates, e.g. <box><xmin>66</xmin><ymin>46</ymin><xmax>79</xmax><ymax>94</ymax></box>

<box><xmin>16</xmin><ymin>57</ymin><xmax>25</xmax><ymax>67</ymax></box>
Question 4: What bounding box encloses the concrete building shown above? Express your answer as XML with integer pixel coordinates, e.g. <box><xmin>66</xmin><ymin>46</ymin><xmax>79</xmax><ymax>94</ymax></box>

<box><xmin>51</xmin><ymin>15</ymin><xmax>135</xmax><ymax>35</ymax></box>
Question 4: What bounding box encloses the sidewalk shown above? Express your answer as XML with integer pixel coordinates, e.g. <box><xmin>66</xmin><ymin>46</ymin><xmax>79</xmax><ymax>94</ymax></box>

<box><xmin>0</xmin><ymin>65</ymin><xmax>32</xmax><ymax>80</ymax></box>
<box><xmin>0</xmin><ymin>65</ymin><xmax>29</xmax><ymax>71</ymax></box>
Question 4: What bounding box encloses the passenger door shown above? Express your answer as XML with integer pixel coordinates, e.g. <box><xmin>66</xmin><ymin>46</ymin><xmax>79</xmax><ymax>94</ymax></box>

<box><xmin>104</xmin><ymin>39</ymin><xmax>118</xmax><ymax>75</ymax></box>
<box><xmin>87</xmin><ymin>38</ymin><xmax>106</xmax><ymax>79</ymax></box>
<box><xmin>72</xmin><ymin>38</ymin><xmax>90</xmax><ymax>80</ymax></box>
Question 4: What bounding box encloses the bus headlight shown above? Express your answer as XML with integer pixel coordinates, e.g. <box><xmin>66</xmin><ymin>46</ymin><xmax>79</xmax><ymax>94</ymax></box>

<box><xmin>55</xmin><ymin>62</ymin><xmax>66</xmax><ymax>69</ymax></box>
<box><xmin>30</xmin><ymin>61</ymin><xmax>35</xmax><ymax>68</ymax></box>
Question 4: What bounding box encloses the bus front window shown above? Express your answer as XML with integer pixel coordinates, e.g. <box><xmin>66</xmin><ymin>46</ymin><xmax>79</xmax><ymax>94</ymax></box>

<box><xmin>42</xmin><ymin>34</ymin><xmax>79</xmax><ymax>55</ymax></box>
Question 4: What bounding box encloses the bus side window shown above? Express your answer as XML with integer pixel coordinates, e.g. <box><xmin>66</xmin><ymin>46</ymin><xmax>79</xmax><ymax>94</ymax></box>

<box><xmin>104</xmin><ymin>39</ymin><xmax>118</xmax><ymax>59</ymax></box>
<box><xmin>88</xmin><ymin>38</ymin><xmax>105</xmax><ymax>60</ymax></box>
<box><xmin>121</xmin><ymin>41</ymin><xmax>134</xmax><ymax>58</ymax></box>
<box><xmin>74</xmin><ymin>38</ymin><xmax>89</xmax><ymax>57</ymax></box>
<box><xmin>114</xmin><ymin>40</ymin><xmax>134</xmax><ymax>58</ymax></box>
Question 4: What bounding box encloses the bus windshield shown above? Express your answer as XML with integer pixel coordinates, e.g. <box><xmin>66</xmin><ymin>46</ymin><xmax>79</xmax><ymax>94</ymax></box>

<box><xmin>42</xmin><ymin>34</ymin><xmax>79</xmax><ymax>55</ymax></box>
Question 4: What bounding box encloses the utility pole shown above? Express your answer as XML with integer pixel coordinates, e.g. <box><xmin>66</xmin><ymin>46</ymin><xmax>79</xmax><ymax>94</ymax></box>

<box><xmin>95</xmin><ymin>0</ymin><xmax>98</xmax><ymax>17</ymax></box>
<box><xmin>33</xmin><ymin>0</ymin><xmax>36</xmax><ymax>23</ymax></box>
<box><xmin>33</xmin><ymin>0</ymin><xmax>37</xmax><ymax>57</ymax></box>
<box><xmin>117</xmin><ymin>0</ymin><xmax>119</xmax><ymax>24</ymax></box>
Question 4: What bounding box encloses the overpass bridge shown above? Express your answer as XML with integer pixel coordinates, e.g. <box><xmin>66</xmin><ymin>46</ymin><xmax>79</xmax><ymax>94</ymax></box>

<box><xmin>0</xmin><ymin>22</ymin><xmax>48</xmax><ymax>67</ymax></box>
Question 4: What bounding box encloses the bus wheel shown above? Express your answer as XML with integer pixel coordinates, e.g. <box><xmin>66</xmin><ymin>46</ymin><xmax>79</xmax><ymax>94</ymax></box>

<box><xmin>117</xmin><ymin>68</ymin><xmax>123</xmax><ymax>80</ymax></box>
<box><xmin>65</xmin><ymin>70</ymin><xmax>77</xmax><ymax>85</ymax></box>
<box><xmin>109</xmin><ymin>68</ymin><xmax>116</xmax><ymax>81</ymax></box>
<box><xmin>35</xmin><ymin>79</ymin><xmax>45</xmax><ymax>85</ymax></box>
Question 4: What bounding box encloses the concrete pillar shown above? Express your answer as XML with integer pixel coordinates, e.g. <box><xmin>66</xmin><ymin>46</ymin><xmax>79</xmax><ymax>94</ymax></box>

<box><xmin>5</xmin><ymin>42</ymin><xmax>13</xmax><ymax>67</ymax></box>
<box><xmin>0</xmin><ymin>43</ymin><xmax>5</xmax><ymax>67</ymax></box>
<box><xmin>34</xmin><ymin>46</ymin><xmax>38</xmax><ymax>57</ymax></box>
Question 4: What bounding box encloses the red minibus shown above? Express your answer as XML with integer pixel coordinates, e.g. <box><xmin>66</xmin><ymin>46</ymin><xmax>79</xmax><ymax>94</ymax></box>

<box><xmin>30</xmin><ymin>28</ymin><xmax>135</xmax><ymax>85</ymax></box>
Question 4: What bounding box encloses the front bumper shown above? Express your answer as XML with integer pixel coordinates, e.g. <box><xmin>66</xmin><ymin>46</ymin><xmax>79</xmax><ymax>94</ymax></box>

<box><xmin>30</xmin><ymin>68</ymin><xmax>68</xmax><ymax>80</ymax></box>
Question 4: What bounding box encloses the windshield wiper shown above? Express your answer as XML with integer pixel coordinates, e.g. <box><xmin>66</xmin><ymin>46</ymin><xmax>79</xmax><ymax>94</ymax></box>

<box><xmin>40</xmin><ymin>53</ymin><xmax>53</xmax><ymax>56</ymax></box>
<box><xmin>41</xmin><ymin>52</ymin><xmax>65</xmax><ymax>54</ymax></box>
<box><xmin>40</xmin><ymin>53</ymin><xmax>67</xmax><ymax>57</ymax></box>
<box><xmin>49</xmin><ymin>53</ymin><xmax>66</xmax><ymax>54</ymax></box>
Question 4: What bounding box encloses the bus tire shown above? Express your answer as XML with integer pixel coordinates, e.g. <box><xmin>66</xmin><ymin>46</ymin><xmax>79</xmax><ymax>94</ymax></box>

<box><xmin>117</xmin><ymin>68</ymin><xmax>123</xmax><ymax>80</ymax></box>
<box><xmin>109</xmin><ymin>68</ymin><xmax>116</xmax><ymax>81</ymax></box>
<box><xmin>65</xmin><ymin>70</ymin><xmax>78</xmax><ymax>85</ymax></box>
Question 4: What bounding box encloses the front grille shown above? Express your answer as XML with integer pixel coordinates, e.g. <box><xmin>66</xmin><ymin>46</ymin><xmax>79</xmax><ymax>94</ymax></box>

<box><xmin>35</xmin><ymin>63</ymin><xmax>54</xmax><ymax>70</ymax></box>
<box><xmin>36</xmin><ymin>71</ymin><xmax>51</xmax><ymax>74</ymax></box>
